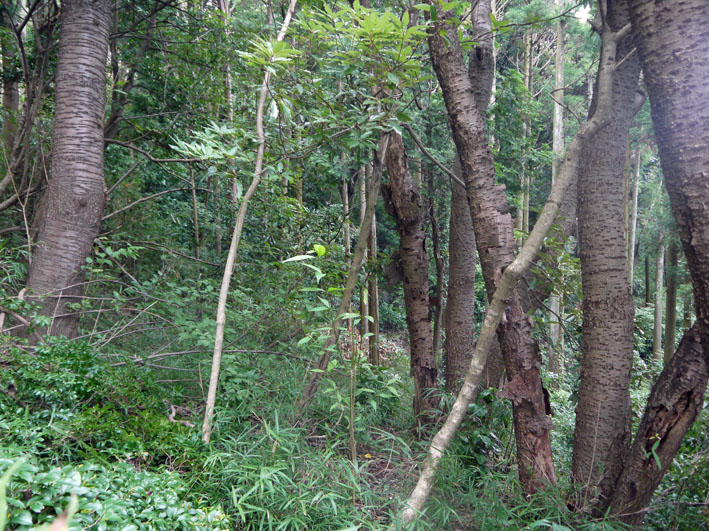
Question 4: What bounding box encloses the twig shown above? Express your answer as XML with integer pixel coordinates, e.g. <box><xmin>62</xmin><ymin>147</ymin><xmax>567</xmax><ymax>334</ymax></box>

<box><xmin>402</xmin><ymin>123</ymin><xmax>464</xmax><ymax>187</ymax></box>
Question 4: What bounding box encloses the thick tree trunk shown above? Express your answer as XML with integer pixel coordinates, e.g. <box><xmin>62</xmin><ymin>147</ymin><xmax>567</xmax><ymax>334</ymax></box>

<box><xmin>25</xmin><ymin>0</ymin><xmax>110</xmax><ymax>339</ymax></box>
<box><xmin>444</xmin><ymin>157</ymin><xmax>477</xmax><ymax>394</ymax></box>
<box><xmin>664</xmin><ymin>242</ymin><xmax>678</xmax><ymax>364</ymax></box>
<box><xmin>383</xmin><ymin>132</ymin><xmax>439</xmax><ymax>422</ymax></box>
<box><xmin>427</xmin><ymin>0</ymin><xmax>555</xmax><ymax>492</ymax></box>
<box><xmin>571</xmin><ymin>0</ymin><xmax>640</xmax><ymax>507</ymax></box>
<box><xmin>467</xmin><ymin>0</ymin><xmax>505</xmax><ymax>389</ymax></box>
<box><xmin>609</xmin><ymin>0</ymin><xmax>709</xmax><ymax>524</ymax></box>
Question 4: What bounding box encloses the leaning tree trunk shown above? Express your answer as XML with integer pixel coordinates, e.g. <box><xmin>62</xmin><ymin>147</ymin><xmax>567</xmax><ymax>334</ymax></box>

<box><xmin>25</xmin><ymin>0</ymin><xmax>110</xmax><ymax>339</ymax></box>
<box><xmin>571</xmin><ymin>0</ymin><xmax>640</xmax><ymax>507</ymax></box>
<box><xmin>383</xmin><ymin>131</ymin><xmax>439</xmax><ymax>422</ymax></box>
<box><xmin>609</xmin><ymin>0</ymin><xmax>709</xmax><ymax>524</ymax></box>
<box><xmin>427</xmin><ymin>0</ymin><xmax>555</xmax><ymax>492</ymax></box>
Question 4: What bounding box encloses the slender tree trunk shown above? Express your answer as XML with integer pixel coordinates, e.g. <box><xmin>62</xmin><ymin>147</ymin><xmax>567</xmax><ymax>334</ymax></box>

<box><xmin>359</xmin><ymin>163</ymin><xmax>369</xmax><ymax>341</ymax></box>
<box><xmin>428</xmin><ymin>170</ymin><xmax>444</xmax><ymax>358</ymax></box>
<box><xmin>428</xmin><ymin>0</ymin><xmax>556</xmax><ymax>492</ymax></box>
<box><xmin>645</xmin><ymin>254</ymin><xmax>651</xmax><ymax>305</ymax></box>
<box><xmin>383</xmin><ymin>131</ymin><xmax>438</xmax><ymax>422</ymax></box>
<box><xmin>189</xmin><ymin>165</ymin><xmax>200</xmax><ymax>260</ymax></box>
<box><xmin>202</xmin><ymin>0</ymin><xmax>299</xmax><ymax>442</ymax></box>
<box><xmin>609</xmin><ymin>0</ymin><xmax>709</xmax><ymax>523</ymax></box>
<box><xmin>444</xmin><ymin>156</ymin><xmax>476</xmax><ymax>394</ymax></box>
<box><xmin>1</xmin><ymin>16</ymin><xmax>19</xmax><ymax>159</ymax></box>
<box><xmin>548</xmin><ymin>0</ymin><xmax>566</xmax><ymax>376</ymax></box>
<box><xmin>298</xmin><ymin>135</ymin><xmax>390</xmax><ymax>411</ymax></box>
<box><xmin>652</xmin><ymin>243</ymin><xmax>665</xmax><ymax>360</ymax></box>
<box><xmin>25</xmin><ymin>0</ymin><xmax>111</xmax><ymax>339</ymax></box>
<box><xmin>341</xmin><ymin>155</ymin><xmax>353</xmax><ymax>334</ymax></box>
<box><xmin>628</xmin><ymin>149</ymin><xmax>640</xmax><ymax>285</ymax></box>
<box><xmin>571</xmin><ymin>0</ymin><xmax>640</xmax><ymax>505</ymax></box>
<box><xmin>367</xmin><ymin>170</ymin><xmax>380</xmax><ymax>365</ymax></box>
<box><xmin>664</xmin><ymin>242</ymin><xmax>678</xmax><ymax>363</ymax></box>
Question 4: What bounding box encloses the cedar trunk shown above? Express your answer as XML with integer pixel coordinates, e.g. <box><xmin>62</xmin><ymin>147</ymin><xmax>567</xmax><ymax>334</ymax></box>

<box><xmin>444</xmin><ymin>156</ymin><xmax>477</xmax><ymax>393</ymax></box>
<box><xmin>383</xmin><ymin>132</ymin><xmax>438</xmax><ymax>421</ymax></box>
<box><xmin>25</xmin><ymin>0</ymin><xmax>110</xmax><ymax>338</ymax></box>
<box><xmin>609</xmin><ymin>0</ymin><xmax>709</xmax><ymax>524</ymax></box>
<box><xmin>572</xmin><ymin>0</ymin><xmax>640</xmax><ymax>505</ymax></box>
<box><xmin>427</xmin><ymin>1</ymin><xmax>555</xmax><ymax>492</ymax></box>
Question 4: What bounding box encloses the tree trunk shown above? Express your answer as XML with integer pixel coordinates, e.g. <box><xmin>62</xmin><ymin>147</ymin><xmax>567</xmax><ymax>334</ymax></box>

<box><xmin>628</xmin><ymin>149</ymin><xmax>640</xmax><ymax>285</ymax></box>
<box><xmin>664</xmin><ymin>242</ymin><xmax>678</xmax><ymax>364</ymax></box>
<box><xmin>427</xmin><ymin>0</ymin><xmax>555</xmax><ymax>493</ymax></box>
<box><xmin>548</xmin><ymin>0</ymin><xmax>566</xmax><ymax>376</ymax></box>
<box><xmin>383</xmin><ymin>131</ymin><xmax>438</xmax><ymax>422</ymax></box>
<box><xmin>571</xmin><ymin>0</ymin><xmax>640</xmax><ymax>505</ymax></box>
<box><xmin>1</xmin><ymin>16</ymin><xmax>19</xmax><ymax>158</ymax></box>
<box><xmin>467</xmin><ymin>0</ymin><xmax>505</xmax><ymax>389</ymax></box>
<box><xmin>609</xmin><ymin>0</ymin><xmax>709</xmax><ymax>524</ymax></box>
<box><xmin>645</xmin><ymin>254</ymin><xmax>651</xmax><ymax>305</ymax></box>
<box><xmin>444</xmin><ymin>156</ymin><xmax>476</xmax><ymax>394</ymax></box>
<box><xmin>359</xmin><ymin>163</ymin><xmax>369</xmax><ymax>341</ymax></box>
<box><xmin>426</xmin><ymin>165</ymin><xmax>445</xmax><ymax>359</ymax></box>
<box><xmin>25</xmin><ymin>0</ymin><xmax>110</xmax><ymax>339</ymax></box>
<box><xmin>653</xmin><ymin>244</ymin><xmax>665</xmax><ymax>360</ymax></box>
<box><xmin>367</xmin><ymin>171</ymin><xmax>380</xmax><ymax>365</ymax></box>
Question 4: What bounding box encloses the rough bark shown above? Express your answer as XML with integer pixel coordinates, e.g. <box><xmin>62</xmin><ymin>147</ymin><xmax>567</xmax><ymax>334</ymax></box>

<box><xmin>609</xmin><ymin>0</ymin><xmax>709</xmax><ymax>524</ymax></box>
<box><xmin>664</xmin><ymin>242</ymin><xmax>678</xmax><ymax>363</ymax></box>
<box><xmin>571</xmin><ymin>0</ymin><xmax>640</xmax><ymax>506</ymax></box>
<box><xmin>444</xmin><ymin>156</ymin><xmax>477</xmax><ymax>394</ymax></box>
<box><xmin>427</xmin><ymin>1</ymin><xmax>556</xmax><ymax>492</ymax></box>
<box><xmin>383</xmin><ymin>131</ymin><xmax>439</xmax><ymax>421</ymax></box>
<box><xmin>394</xmin><ymin>8</ymin><xmax>622</xmax><ymax>517</ymax></box>
<box><xmin>25</xmin><ymin>0</ymin><xmax>111</xmax><ymax>339</ymax></box>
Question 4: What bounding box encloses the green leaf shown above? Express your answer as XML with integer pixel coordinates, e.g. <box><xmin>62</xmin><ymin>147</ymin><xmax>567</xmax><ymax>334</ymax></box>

<box><xmin>0</xmin><ymin>459</ymin><xmax>24</xmax><ymax>530</ymax></box>
<box><xmin>282</xmin><ymin>254</ymin><xmax>314</xmax><ymax>263</ymax></box>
